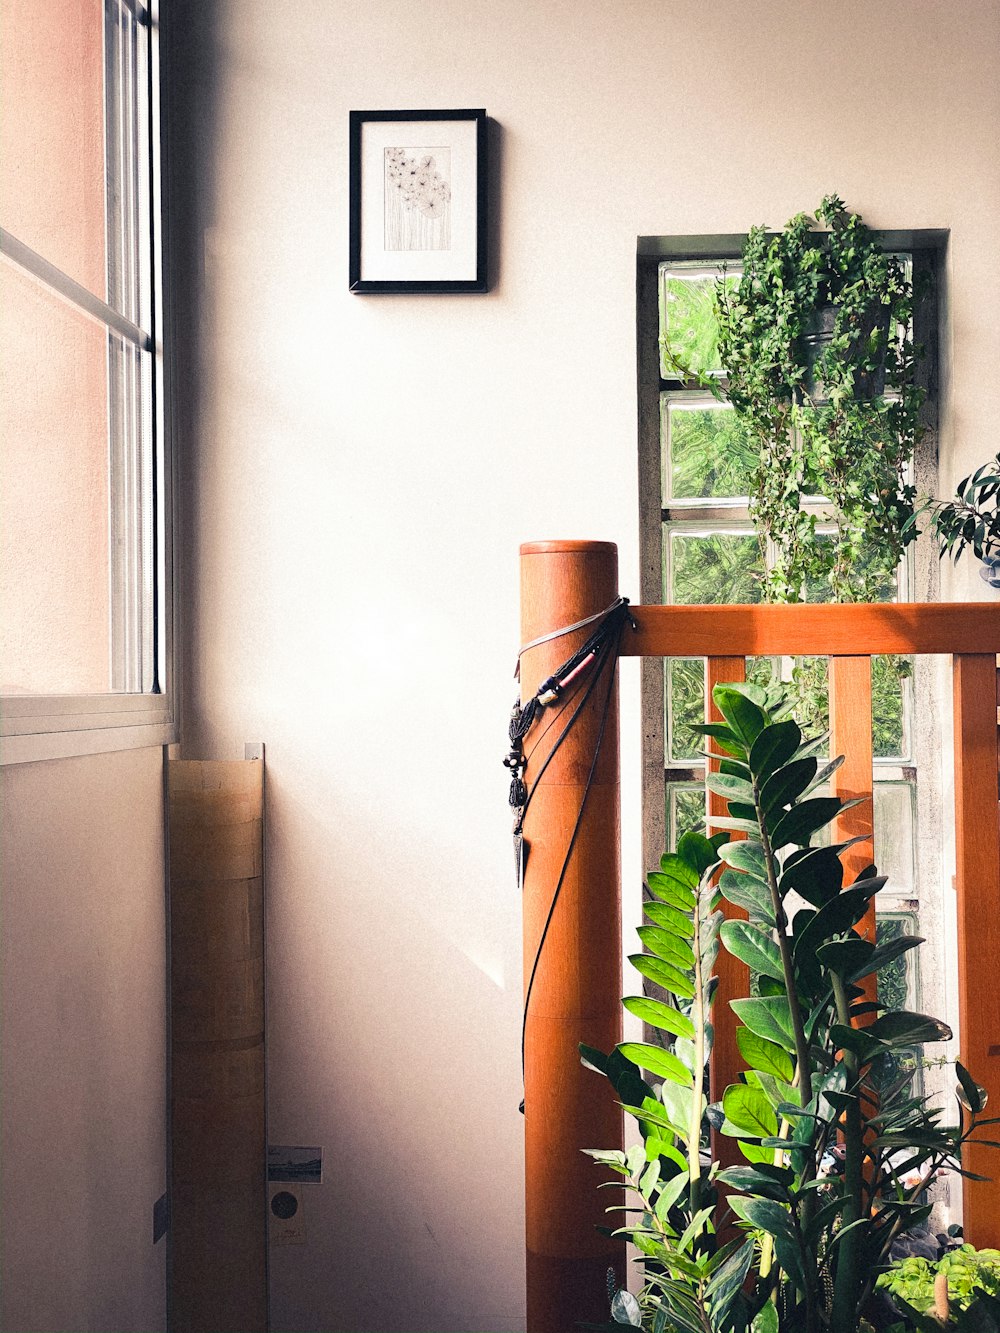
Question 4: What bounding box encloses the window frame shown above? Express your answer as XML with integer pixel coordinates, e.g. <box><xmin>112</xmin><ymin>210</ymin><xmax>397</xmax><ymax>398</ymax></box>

<box><xmin>0</xmin><ymin>0</ymin><xmax>174</xmax><ymax>766</ymax></box>
<box><xmin>636</xmin><ymin>229</ymin><xmax>945</xmax><ymax>870</ymax></box>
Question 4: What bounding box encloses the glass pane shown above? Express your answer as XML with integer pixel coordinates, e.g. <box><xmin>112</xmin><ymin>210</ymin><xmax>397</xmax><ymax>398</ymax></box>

<box><xmin>658</xmin><ymin>265</ymin><xmax>737</xmax><ymax>381</ymax></box>
<box><xmin>667</xmin><ymin>659</ymin><xmax>704</xmax><ymax>762</ymax></box>
<box><xmin>0</xmin><ymin>260</ymin><xmax>111</xmax><ymax>693</ymax></box>
<box><xmin>668</xmin><ymin>785</ymin><xmax>706</xmax><ymax>850</ymax></box>
<box><xmin>667</xmin><ymin>529</ymin><xmax>765</xmax><ymax>605</ymax></box>
<box><xmin>667</xmin><ymin>656</ymin><xmax>774</xmax><ymax>764</ymax></box>
<box><xmin>872</xmin><ymin>654</ymin><xmax>910</xmax><ymax>760</ymax></box>
<box><xmin>661</xmin><ymin>396</ymin><xmax>756</xmax><ymax>502</ymax></box>
<box><xmin>0</xmin><ymin>0</ymin><xmax>108</xmax><ymax>303</ymax></box>
<box><xmin>874</xmin><ymin>783</ymin><xmax>916</xmax><ymax>896</ymax></box>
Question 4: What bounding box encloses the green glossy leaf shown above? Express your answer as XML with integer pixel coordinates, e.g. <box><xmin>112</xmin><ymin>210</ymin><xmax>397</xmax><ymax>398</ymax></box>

<box><xmin>816</xmin><ymin>936</ymin><xmax>874</xmax><ymax>977</ymax></box>
<box><xmin>647</xmin><ymin>872</ymin><xmax>697</xmax><ymax>912</ymax></box>
<box><xmin>629</xmin><ymin>953</ymin><xmax>696</xmax><ymax>1000</ymax></box>
<box><xmin>637</xmin><ymin>925</ymin><xmax>696</xmax><ymax>970</ymax></box>
<box><xmin>722</xmin><ymin>1083</ymin><xmax>779</xmax><ymax>1141</ymax></box>
<box><xmin>758</xmin><ymin>756</ymin><xmax>818</xmax><ymax>813</ymax></box>
<box><xmin>868</xmin><ymin>1010</ymin><xmax>952</xmax><ymax>1045</ymax></box>
<box><xmin>719</xmin><ymin>840</ymin><xmax>768</xmax><ymax>878</ymax></box>
<box><xmin>693</xmin><ymin>721</ymin><xmax>747</xmax><ymax>758</ymax></box>
<box><xmin>731</xmin><ymin>996</ymin><xmax>796</xmax><ymax>1052</ymax></box>
<box><xmin>830</xmin><ymin>1023</ymin><xmax>886</xmax><ymax>1064</ymax></box>
<box><xmin>957</xmin><ymin>1061</ymin><xmax>987</xmax><ymax>1114</ymax></box>
<box><xmin>718</xmin><ymin>868</ymin><xmax>772</xmax><ymax>920</ymax></box>
<box><xmin>706</xmin><ymin>814</ymin><xmax>761</xmax><ymax>835</ymax></box>
<box><xmin>579</xmin><ymin>1043</ymin><xmax>609</xmax><ymax>1076</ymax></box>
<box><xmin>713</xmin><ymin>685</ymin><xmax>769</xmax><ymax>748</ymax></box>
<box><xmin>751</xmin><ymin>1304</ymin><xmax>778</xmax><ymax>1333</ymax></box>
<box><xmin>777</xmin><ymin>845</ymin><xmax>844</xmax><ymax>907</ymax></box>
<box><xmin>658</xmin><ymin>851</ymin><xmax>700</xmax><ymax>887</ymax></box>
<box><xmin>736</xmin><ymin>1027</ymin><xmax>794</xmax><ymax>1081</ymax></box>
<box><xmin>727</xmin><ymin>1196</ymin><xmax>804</xmax><ymax>1289</ymax></box>
<box><xmin>769</xmin><ymin>797</ymin><xmax>847</xmax><ymax>848</ymax></box>
<box><xmin>720</xmin><ymin>919</ymin><xmax>785</xmax><ymax>981</ymax></box>
<box><xmin>622</xmin><ymin>995</ymin><xmax>696</xmax><ymax>1040</ymax></box>
<box><xmin>792</xmin><ymin>882</ymin><xmax>882</xmax><ymax>963</ymax></box>
<box><xmin>748</xmin><ymin>718</ymin><xmax>802</xmax><ymax>784</ymax></box>
<box><xmin>618</xmin><ymin>1042</ymin><xmax>693</xmax><ymax>1087</ymax></box>
<box><xmin>643</xmin><ymin>900</ymin><xmax>694</xmax><ymax>938</ymax></box>
<box><xmin>705</xmin><ymin>1237</ymin><xmax>755</xmax><ymax>1324</ymax></box>
<box><xmin>858</xmin><ymin>933</ymin><xmax>923</xmax><ymax>983</ymax></box>
<box><xmin>706</xmin><ymin>771</ymin><xmax>755</xmax><ymax>804</ymax></box>
<box><xmin>676</xmin><ymin>829</ymin><xmax>722</xmax><ymax>877</ymax></box>
<box><xmin>717</xmin><ymin>1163</ymin><xmax>793</xmax><ymax>1201</ymax></box>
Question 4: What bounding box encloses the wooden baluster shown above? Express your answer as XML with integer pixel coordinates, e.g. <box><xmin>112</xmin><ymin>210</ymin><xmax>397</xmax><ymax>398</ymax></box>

<box><xmin>706</xmin><ymin>655</ymin><xmax>748</xmax><ymax>1170</ymax></box>
<box><xmin>829</xmin><ymin>656</ymin><xmax>876</xmax><ymax>1008</ymax></box>
<box><xmin>953</xmin><ymin>654</ymin><xmax>1000</xmax><ymax>1245</ymax></box>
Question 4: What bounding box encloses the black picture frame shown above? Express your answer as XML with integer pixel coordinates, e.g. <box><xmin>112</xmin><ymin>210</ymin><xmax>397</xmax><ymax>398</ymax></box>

<box><xmin>349</xmin><ymin>109</ymin><xmax>488</xmax><ymax>294</ymax></box>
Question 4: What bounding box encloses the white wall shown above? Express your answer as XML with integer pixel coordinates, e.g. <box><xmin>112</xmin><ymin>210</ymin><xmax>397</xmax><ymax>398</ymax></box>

<box><xmin>0</xmin><ymin>747</ymin><xmax>167</xmax><ymax>1333</ymax></box>
<box><xmin>167</xmin><ymin>2</ymin><xmax>1000</xmax><ymax>1329</ymax></box>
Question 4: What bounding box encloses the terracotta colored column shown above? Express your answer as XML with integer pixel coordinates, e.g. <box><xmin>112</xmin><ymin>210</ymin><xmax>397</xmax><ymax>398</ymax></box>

<box><xmin>829</xmin><ymin>656</ymin><xmax>876</xmax><ymax>1008</ymax></box>
<box><xmin>520</xmin><ymin>541</ymin><xmax>625</xmax><ymax>1333</ymax></box>
<box><xmin>953</xmin><ymin>653</ymin><xmax>1000</xmax><ymax>1243</ymax></box>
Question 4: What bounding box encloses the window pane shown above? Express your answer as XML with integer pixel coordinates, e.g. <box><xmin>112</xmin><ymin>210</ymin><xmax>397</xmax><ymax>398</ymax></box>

<box><xmin>0</xmin><ymin>0</ymin><xmax>108</xmax><ymax>303</ymax></box>
<box><xmin>661</xmin><ymin>395</ymin><xmax>756</xmax><ymax>502</ymax></box>
<box><xmin>667</xmin><ymin>784</ymin><xmax>706</xmax><ymax>850</ymax></box>
<box><xmin>874</xmin><ymin>783</ymin><xmax>916</xmax><ymax>896</ymax></box>
<box><xmin>667</xmin><ymin>529</ymin><xmax>765</xmax><ymax>605</ymax></box>
<box><xmin>658</xmin><ymin>265</ymin><xmax>736</xmax><ymax>381</ymax></box>
<box><xmin>872</xmin><ymin>654</ymin><xmax>910</xmax><ymax>760</ymax></box>
<box><xmin>0</xmin><ymin>260</ymin><xmax>111</xmax><ymax>693</ymax></box>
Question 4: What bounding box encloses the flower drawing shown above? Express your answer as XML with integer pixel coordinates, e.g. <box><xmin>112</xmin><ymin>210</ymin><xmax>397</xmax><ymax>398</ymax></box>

<box><xmin>384</xmin><ymin>146</ymin><xmax>451</xmax><ymax>251</ymax></box>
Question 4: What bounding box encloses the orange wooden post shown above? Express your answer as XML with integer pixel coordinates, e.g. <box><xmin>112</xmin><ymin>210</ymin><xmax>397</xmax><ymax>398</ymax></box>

<box><xmin>706</xmin><ymin>655</ymin><xmax>749</xmax><ymax>1169</ymax></box>
<box><xmin>953</xmin><ymin>654</ymin><xmax>1000</xmax><ymax>1244</ymax></box>
<box><xmin>829</xmin><ymin>656</ymin><xmax>876</xmax><ymax>1007</ymax></box>
<box><xmin>520</xmin><ymin>541</ymin><xmax>625</xmax><ymax>1333</ymax></box>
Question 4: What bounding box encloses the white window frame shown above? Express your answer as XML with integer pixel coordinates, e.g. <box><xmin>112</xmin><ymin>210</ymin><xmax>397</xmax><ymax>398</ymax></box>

<box><xmin>0</xmin><ymin>0</ymin><xmax>174</xmax><ymax>766</ymax></box>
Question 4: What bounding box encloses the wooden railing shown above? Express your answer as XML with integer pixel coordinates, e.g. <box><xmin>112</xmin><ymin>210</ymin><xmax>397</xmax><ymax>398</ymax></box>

<box><xmin>519</xmin><ymin>542</ymin><xmax>1000</xmax><ymax>1333</ymax></box>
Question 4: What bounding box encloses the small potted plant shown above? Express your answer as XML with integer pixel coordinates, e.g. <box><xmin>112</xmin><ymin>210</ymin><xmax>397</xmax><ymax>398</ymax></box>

<box><xmin>920</xmin><ymin>453</ymin><xmax>1000</xmax><ymax>588</ymax></box>
<box><xmin>714</xmin><ymin>195</ymin><xmax>926</xmax><ymax>604</ymax></box>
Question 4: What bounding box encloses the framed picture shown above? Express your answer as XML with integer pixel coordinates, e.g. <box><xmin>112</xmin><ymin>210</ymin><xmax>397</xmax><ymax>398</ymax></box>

<box><xmin>349</xmin><ymin>109</ymin><xmax>488</xmax><ymax>294</ymax></box>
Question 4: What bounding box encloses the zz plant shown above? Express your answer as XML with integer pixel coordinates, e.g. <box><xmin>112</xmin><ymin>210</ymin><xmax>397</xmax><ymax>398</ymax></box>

<box><xmin>583</xmin><ymin>681</ymin><xmax>996</xmax><ymax>1333</ymax></box>
<box><xmin>714</xmin><ymin>196</ymin><xmax>925</xmax><ymax>604</ymax></box>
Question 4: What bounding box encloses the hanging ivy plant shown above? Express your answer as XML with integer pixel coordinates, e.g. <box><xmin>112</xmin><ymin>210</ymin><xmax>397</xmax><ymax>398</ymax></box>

<box><xmin>714</xmin><ymin>195</ymin><xmax>926</xmax><ymax>603</ymax></box>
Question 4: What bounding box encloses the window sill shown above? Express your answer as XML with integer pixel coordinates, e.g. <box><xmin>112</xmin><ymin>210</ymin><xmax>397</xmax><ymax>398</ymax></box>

<box><xmin>1</xmin><ymin>694</ymin><xmax>176</xmax><ymax>765</ymax></box>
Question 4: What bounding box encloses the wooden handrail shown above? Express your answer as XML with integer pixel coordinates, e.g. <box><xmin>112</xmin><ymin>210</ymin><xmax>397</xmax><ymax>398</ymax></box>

<box><xmin>622</xmin><ymin>602</ymin><xmax>1000</xmax><ymax>658</ymax></box>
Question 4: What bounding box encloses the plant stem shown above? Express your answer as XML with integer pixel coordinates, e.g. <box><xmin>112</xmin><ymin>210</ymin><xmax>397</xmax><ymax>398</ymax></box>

<box><xmin>688</xmin><ymin>877</ymin><xmax>706</xmax><ymax>1216</ymax></box>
